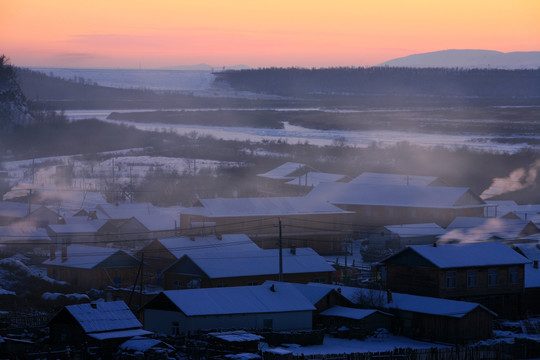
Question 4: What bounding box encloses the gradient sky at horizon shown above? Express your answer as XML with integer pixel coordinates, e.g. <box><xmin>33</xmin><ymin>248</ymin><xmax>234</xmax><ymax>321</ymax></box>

<box><xmin>2</xmin><ymin>0</ymin><xmax>539</xmax><ymax>69</ymax></box>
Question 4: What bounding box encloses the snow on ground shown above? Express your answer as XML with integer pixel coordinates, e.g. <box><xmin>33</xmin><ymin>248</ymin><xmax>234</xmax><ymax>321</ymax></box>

<box><xmin>267</xmin><ymin>334</ymin><xmax>447</xmax><ymax>356</ymax></box>
<box><xmin>2</xmin><ymin>152</ymin><xmax>242</xmax><ymax>200</ymax></box>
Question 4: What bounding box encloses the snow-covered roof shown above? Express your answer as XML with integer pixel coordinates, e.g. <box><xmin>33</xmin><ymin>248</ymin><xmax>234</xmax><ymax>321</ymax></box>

<box><xmin>176</xmin><ymin>248</ymin><xmax>335</xmax><ymax>278</ymax></box>
<box><xmin>159</xmin><ymin>283</ymin><xmax>316</xmax><ymax>316</ymax></box>
<box><xmin>349</xmin><ymin>173</ymin><xmax>441</xmax><ymax>187</ymax></box>
<box><xmin>63</xmin><ymin>301</ymin><xmax>142</xmax><ymax>334</ymax></box>
<box><xmin>42</xmin><ymin>244</ymin><xmax>139</xmax><ymax>269</ymax></box>
<box><xmin>0</xmin><ymin>226</ymin><xmax>51</xmax><ymax>243</ymax></box>
<box><xmin>47</xmin><ymin>217</ymin><xmax>107</xmax><ymax>234</ymax></box>
<box><xmin>442</xmin><ymin>217</ymin><xmax>539</xmax><ymax>242</ymax></box>
<box><xmin>119</xmin><ymin>336</ymin><xmax>173</xmax><ymax>352</ymax></box>
<box><xmin>156</xmin><ymin>234</ymin><xmax>260</xmax><ymax>259</ymax></box>
<box><xmin>88</xmin><ymin>328</ymin><xmax>152</xmax><ymax>340</ymax></box>
<box><xmin>285</xmin><ymin>172</ymin><xmax>348</xmax><ymax>187</ymax></box>
<box><xmin>307</xmin><ymin>183</ymin><xmax>485</xmax><ymax>209</ymax></box>
<box><xmin>320</xmin><ymin>306</ymin><xmax>392</xmax><ymax>320</ymax></box>
<box><xmin>185</xmin><ymin>196</ymin><xmax>352</xmax><ymax>217</ymax></box>
<box><xmin>207</xmin><ymin>331</ymin><xmax>264</xmax><ymax>342</ymax></box>
<box><xmin>382</xmin><ymin>223</ymin><xmax>445</xmax><ymax>238</ymax></box>
<box><xmin>264</xmin><ymin>281</ymin><xmax>336</xmax><ymax>305</ymax></box>
<box><xmin>257</xmin><ymin>162</ymin><xmax>307</xmax><ymax>180</ymax></box>
<box><xmin>385</xmin><ymin>242</ymin><xmax>530</xmax><ymax>268</ymax></box>
<box><xmin>308</xmin><ymin>283</ymin><xmax>496</xmax><ymax>318</ymax></box>
<box><xmin>514</xmin><ymin>243</ymin><xmax>540</xmax><ymax>261</ymax></box>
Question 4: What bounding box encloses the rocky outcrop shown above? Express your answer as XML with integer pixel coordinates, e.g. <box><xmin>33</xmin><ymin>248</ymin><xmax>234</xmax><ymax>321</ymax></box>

<box><xmin>0</xmin><ymin>55</ymin><xmax>34</xmax><ymax>130</ymax></box>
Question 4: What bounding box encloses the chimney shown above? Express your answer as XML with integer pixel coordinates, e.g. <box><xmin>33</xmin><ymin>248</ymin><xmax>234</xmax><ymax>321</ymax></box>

<box><xmin>386</xmin><ymin>289</ymin><xmax>393</xmax><ymax>304</ymax></box>
<box><xmin>433</xmin><ymin>242</ymin><xmax>437</xmax><ymax>247</ymax></box>
<box><xmin>534</xmin><ymin>260</ymin><xmax>538</xmax><ymax>269</ymax></box>
<box><xmin>290</xmin><ymin>245</ymin><xmax>296</xmax><ymax>255</ymax></box>
<box><xmin>217</xmin><ymin>234</ymin><xmax>222</xmax><ymax>240</ymax></box>
<box><xmin>61</xmin><ymin>246</ymin><xmax>68</xmax><ymax>263</ymax></box>
<box><xmin>49</xmin><ymin>244</ymin><xmax>56</xmax><ymax>261</ymax></box>
<box><xmin>270</xmin><ymin>284</ymin><xmax>276</xmax><ymax>292</ymax></box>
<box><xmin>90</xmin><ymin>303</ymin><xmax>97</xmax><ymax>309</ymax></box>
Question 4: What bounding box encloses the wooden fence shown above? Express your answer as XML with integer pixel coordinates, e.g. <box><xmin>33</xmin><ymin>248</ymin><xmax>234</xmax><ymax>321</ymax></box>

<box><xmin>279</xmin><ymin>339</ymin><xmax>540</xmax><ymax>360</ymax></box>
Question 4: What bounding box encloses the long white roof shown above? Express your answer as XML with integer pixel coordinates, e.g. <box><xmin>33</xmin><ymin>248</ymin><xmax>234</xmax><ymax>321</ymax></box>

<box><xmin>387</xmin><ymin>242</ymin><xmax>530</xmax><ymax>268</ymax></box>
<box><xmin>308</xmin><ymin>182</ymin><xmax>485</xmax><ymax>209</ymax></box>
<box><xmin>157</xmin><ymin>234</ymin><xmax>260</xmax><ymax>259</ymax></box>
<box><xmin>48</xmin><ymin>218</ymin><xmax>107</xmax><ymax>234</ymax></box>
<box><xmin>185</xmin><ymin>196</ymin><xmax>352</xmax><ymax>217</ymax></box>
<box><xmin>257</xmin><ymin>162</ymin><xmax>307</xmax><ymax>180</ymax></box>
<box><xmin>308</xmin><ymin>283</ymin><xmax>496</xmax><ymax>318</ymax></box>
<box><xmin>350</xmin><ymin>173</ymin><xmax>440</xmax><ymax>186</ymax></box>
<box><xmin>179</xmin><ymin>248</ymin><xmax>335</xmax><ymax>278</ymax></box>
<box><xmin>42</xmin><ymin>244</ymin><xmax>139</xmax><ymax>269</ymax></box>
<box><xmin>63</xmin><ymin>301</ymin><xmax>142</xmax><ymax>333</ymax></box>
<box><xmin>382</xmin><ymin>223</ymin><xmax>445</xmax><ymax>238</ymax></box>
<box><xmin>160</xmin><ymin>283</ymin><xmax>316</xmax><ymax>316</ymax></box>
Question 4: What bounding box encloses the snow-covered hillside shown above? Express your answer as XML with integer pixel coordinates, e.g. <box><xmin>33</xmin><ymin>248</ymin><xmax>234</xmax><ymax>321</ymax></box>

<box><xmin>379</xmin><ymin>49</ymin><xmax>540</xmax><ymax>69</ymax></box>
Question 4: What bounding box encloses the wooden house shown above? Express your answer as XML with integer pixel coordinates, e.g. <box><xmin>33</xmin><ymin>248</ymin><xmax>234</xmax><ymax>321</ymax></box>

<box><xmin>46</xmin><ymin>217</ymin><xmax>106</xmax><ymax>246</ymax></box>
<box><xmin>162</xmin><ymin>247</ymin><xmax>335</xmax><ymax>289</ymax></box>
<box><xmin>319</xmin><ymin>306</ymin><xmax>394</xmax><ymax>338</ymax></box>
<box><xmin>179</xmin><ymin>196</ymin><xmax>354</xmax><ymax>254</ymax></box>
<box><xmin>140</xmin><ymin>283</ymin><xmax>315</xmax><ymax>335</ymax></box>
<box><xmin>96</xmin><ymin>216</ymin><xmax>150</xmax><ymax>249</ymax></box>
<box><xmin>514</xmin><ymin>244</ymin><xmax>540</xmax><ymax>315</ymax></box>
<box><xmin>367</xmin><ymin>223</ymin><xmax>445</xmax><ymax>250</ymax></box>
<box><xmin>256</xmin><ymin>162</ymin><xmax>310</xmax><ymax>197</ymax></box>
<box><xmin>381</xmin><ymin>242</ymin><xmax>530</xmax><ymax>319</ymax></box>
<box><xmin>48</xmin><ymin>301</ymin><xmax>151</xmax><ymax>358</ymax></box>
<box><xmin>42</xmin><ymin>244</ymin><xmax>141</xmax><ymax>290</ymax></box>
<box><xmin>307</xmin><ymin>182</ymin><xmax>487</xmax><ymax>228</ymax></box>
<box><xmin>309</xmin><ymin>283</ymin><xmax>496</xmax><ymax>344</ymax></box>
<box><xmin>137</xmin><ymin>234</ymin><xmax>261</xmax><ymax>285</ymax></box>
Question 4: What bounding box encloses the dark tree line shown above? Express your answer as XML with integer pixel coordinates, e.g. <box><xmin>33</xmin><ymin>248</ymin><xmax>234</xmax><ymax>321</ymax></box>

<box><xmin>214</xmin><ymin>67</ymin><xmax>540</xmax><ymax>98</ymax></box>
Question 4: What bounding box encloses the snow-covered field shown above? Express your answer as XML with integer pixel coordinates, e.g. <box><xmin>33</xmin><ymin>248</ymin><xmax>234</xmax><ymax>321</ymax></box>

<box><xmin>2</xmin><ymin>150</ymin><xmax>241</xmax><ymax>200</ymax></box>
<box><xmin>64</xmin><ymin>110</ymin><xmax>540</xmax><ymax>154</ymax></box>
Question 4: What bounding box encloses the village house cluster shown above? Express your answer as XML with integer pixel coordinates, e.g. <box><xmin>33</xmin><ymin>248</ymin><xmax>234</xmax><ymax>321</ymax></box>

<box><xmin>1</xmin><ymin>162</ymin><xmax>540</xmax><ymax>358</ymax></box>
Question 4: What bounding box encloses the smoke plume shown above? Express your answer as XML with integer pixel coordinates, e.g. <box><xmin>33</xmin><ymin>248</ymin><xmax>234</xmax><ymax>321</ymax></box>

<box><xmin>480</xmin><ymin>160</ymin><xmax>540</xmax><ymax>200</ymax></box>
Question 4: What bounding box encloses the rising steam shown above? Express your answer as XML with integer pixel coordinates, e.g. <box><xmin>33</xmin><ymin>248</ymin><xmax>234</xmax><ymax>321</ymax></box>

<box><xmin>480</xmin><ymin>160</ymin><xmax>540</xmax><ymax>200</ymax></box>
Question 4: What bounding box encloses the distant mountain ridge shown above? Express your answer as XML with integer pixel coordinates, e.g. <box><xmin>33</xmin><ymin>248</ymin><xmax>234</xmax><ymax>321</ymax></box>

<box><xmin>378</xmin><ymin>50</ymin><xmax>540</xmax><ymax>69</ymax></box>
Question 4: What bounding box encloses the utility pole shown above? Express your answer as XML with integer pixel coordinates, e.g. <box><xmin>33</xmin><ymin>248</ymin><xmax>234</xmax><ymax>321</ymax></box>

<box><xmin>278</xmin><ymin>217</ymin><xmax>283</xmax><ymax>282</ymax></box>
<box><xmin>139</xmin><ymin>252</ymin><xmax>144</xmax><ymax>309</ymax></box>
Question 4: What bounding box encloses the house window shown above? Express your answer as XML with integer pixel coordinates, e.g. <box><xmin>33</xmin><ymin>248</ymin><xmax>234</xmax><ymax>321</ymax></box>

<box><xmin>467</xmin><ymin>270</ymin><xmax>477</xmax><ymax>287</ymax></box>
<box><xmin>174</xmin><ymin>281</ymin><xmax>183</xmax><ymax>290</ymax></box>
<box><xmin>247</xmin><ymin>281</ymin><xmax>259</xmax><ymax>286</ymax></box>
<box><xmin>488</xmin><ymin>268</ymin><xmax>498</xmax><ymax>286</ymax></box>
<box><xmin>313</xmin><ymin>277</ymin><xmax>326</xmax><ymax>283</ymax></box>
<box><xmin>216</xmin><ymin>283</ymin><xmax>229</xmax><ymax>288</ymax></box>
<box><xmin>509</xmin><ymin>267</ymin><xmax>519</xmax><ymax>284</ymax></box>
<box><xmin>446</xmin><ymin>271</ymin><xmax>456</xmax><ymax>288</ymax></box>
<box><xmin>172</xmin><ymin>321</ymin><xmax>180</xmax><ymax>336</ymax></box>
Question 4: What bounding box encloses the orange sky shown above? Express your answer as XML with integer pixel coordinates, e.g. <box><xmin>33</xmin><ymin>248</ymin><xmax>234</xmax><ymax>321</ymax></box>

<box><xmin>2</xmin><ymin>0</ymin><xmax>539</xmax><ymax>68</ymax></box>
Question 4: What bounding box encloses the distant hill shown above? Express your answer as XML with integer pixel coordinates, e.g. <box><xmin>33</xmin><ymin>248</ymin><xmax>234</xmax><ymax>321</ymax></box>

<box><xmin>160</xmin><ymin>63</ymin><xmax>250</xmax><ymax>71</ymax></box>
<box><xmin>378</xmin><ymin>50</ymin><xmax>540</xmax><ymax>69</ymax></box>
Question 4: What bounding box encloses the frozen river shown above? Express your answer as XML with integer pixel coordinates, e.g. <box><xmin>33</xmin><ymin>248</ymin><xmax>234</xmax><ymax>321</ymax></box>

<box><xmin>65</xmin><ymin>109</ymin><xmax>539</xmax><ymax>154</ymax></box>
